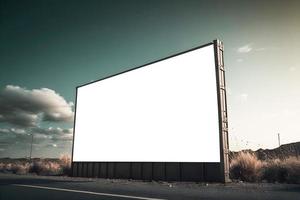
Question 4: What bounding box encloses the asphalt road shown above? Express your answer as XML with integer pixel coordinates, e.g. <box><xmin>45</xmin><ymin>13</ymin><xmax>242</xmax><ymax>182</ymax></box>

<box><xmin>0</xmin><ymin>173</ymin><xmax>299</xmax><ymax>200</ymax></box>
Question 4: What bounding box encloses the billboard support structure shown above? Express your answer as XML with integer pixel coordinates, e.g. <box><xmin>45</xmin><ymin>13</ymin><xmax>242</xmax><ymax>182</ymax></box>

<box><xmin>71</xmin><ymin>39</ymin><xmax>230</xmax><ymax>183</ymax></box>
<box><xmin>214</xmin><ymin>39</ymin><xmax>230</xmax><ymax>183</ymax></box>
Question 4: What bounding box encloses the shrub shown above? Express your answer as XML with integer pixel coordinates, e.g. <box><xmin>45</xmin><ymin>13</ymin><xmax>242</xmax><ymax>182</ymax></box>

<box><xmin>230</xmin><ymin>153</ymin><xmax>300</xmax><ymax>184</ymax></box>
<box><xmin>284</xmin><ymin>157</ymin><xmax>300</xmax><ymax>184</ymax></box>
<box><xmin>59</xmin><ymin>154</ymin><xmax>71</xmax><ymax>175</ymax></box>
<box><xmin>262</xmin><ymin>159</ymin><xmax>287</xmax><ymax>183</ymax></box>
<box><xmin>0</xmin><ymin>162</ymin><xmax>30</xmax><ymax>174</ymax></box>
<box><xmin>29</xmin><ymin>160</ymin><xmax>61</xmax><ymax>175</ymax></box>
<box><xmin>11</xmin><ymin>162</ymin><xmax>31</xmax><ymax>174</ymax></box>
<box><xmin>230</xmin><ymin>152</ymin><xmax>264</xmax><ymax>182</ymax></box>
<box><xmin>263</xmin><ymin>157</ymin><xmax>300</xmax><ymax>184</ymax></box>
<box><xmin>27</xmin><ymin>156</ymin><xmax>71</xmax><ymax>176</ymax></box>
<box><xmin>0</xmin><ymin>156</ymin><xmax>72</xmax><ymax>176</ymax></box>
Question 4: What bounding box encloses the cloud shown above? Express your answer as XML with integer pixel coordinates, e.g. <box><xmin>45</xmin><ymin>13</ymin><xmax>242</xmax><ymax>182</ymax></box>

<box><xmin>46</xmin><ymin>143</ymin><xmax>57</xmax><ymax>148</ymax></box>
<box><xmin>31</xmin><ymin>127</ymin><xmax>73</xmax><ymax>135</ymax></box>
<box><xmin>0</xmin><ymin>85</ymin><xmax>74</xmax><ymax>156</ymax></box>
<box><xmin>237</xmin><ymin>44</ymin><xmax>252</xmax><ymax>53</ymax></box>
<box><xmin>0</xmin><ymin>128</ymin><xmax>26</xmax><ymax>135</ymax></box>
<box><xmin>0</xmin><ymin>128</ymin><xmax>10</xmax><ymax>133</ymax></box>
<box><xmin>0</xmin><ymin>85</ymin><xmax>74</xmax><ymax>127</ymax></box>
<box><xmin>236</xmin><ymin>44</ymin><xmax>269</xmax><ymax>54</ymax></box>
<box><xmin>10</xmin><ymin>128</ymin><xmax>26</xmax><ymax>134</ymax></box>
<box><xmin>0</xmin><ymin>126</ymin><xmax>73</xmax><ymax>148</ymax></box>
<box><xmin>51</xmin><ymin>133</ymin><xmax>73</xmax><ymax>141</ymax></box>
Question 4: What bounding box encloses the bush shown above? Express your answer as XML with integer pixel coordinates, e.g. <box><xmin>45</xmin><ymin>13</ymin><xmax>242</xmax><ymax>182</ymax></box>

<box><xmin>263</xmin><ymin>157</ymin><xmax>300</xmax><ymax>184</ymax></box>
<box><xmin>59</xmin><ymin>155</ymin><xmax>71</xmax><ymax>175</ymax></box>
<box><xmin>230</xmin><ymin>152</ymin><xmax>300</xmax><ymax>184</ymax></box>
<box><xmin>284</xmin><ymin>157</ymin><xmax>300</xmax><ymax>184</ymax></box>
<box><xmin>0</xmin><ymin>162</ymin><xmax>30</xmax><ymax>174</ymax></box>
<box><xmin>230</xmin><ymin>152</ymin><xmax>264</xmax><ymax>182</ymax></box>
<box><xmin>11</xmin><ymin>162</ymin><xmax>31</xmax><ymax>174</ymax></box>
<box><xmin>262</xmin><ymin>159</ymin><xmax>287</xmax><ymax>183</ymax></box>
<box><xmin>0</xmin><ymin>155</ymin><xmax>71</xmax><ymax>176</ymax></box>
<box><xmin>29</xmin><ymin>160</ymin><xmax>61</xmax><ymax>175</ymax></box>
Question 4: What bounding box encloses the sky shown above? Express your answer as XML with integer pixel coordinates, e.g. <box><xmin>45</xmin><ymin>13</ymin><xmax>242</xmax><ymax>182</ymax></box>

<box><xmin>0</xmin><ymin>0</ymin><xmax>299</xmax><ymax>158</ymax></box>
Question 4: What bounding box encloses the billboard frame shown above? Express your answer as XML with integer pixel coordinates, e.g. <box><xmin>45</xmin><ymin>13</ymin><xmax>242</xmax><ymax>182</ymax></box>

<box><xmin>71</xmin><ymin>39</ymin><xmax>230</xmax><ymax>182</ymax></box>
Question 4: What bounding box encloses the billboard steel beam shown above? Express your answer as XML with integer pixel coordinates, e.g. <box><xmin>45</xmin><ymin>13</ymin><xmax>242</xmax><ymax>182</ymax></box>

<box><xmin>214</xmin><ymin>39</ymin><xmax>230</xmax><ymax>182</ymax></box>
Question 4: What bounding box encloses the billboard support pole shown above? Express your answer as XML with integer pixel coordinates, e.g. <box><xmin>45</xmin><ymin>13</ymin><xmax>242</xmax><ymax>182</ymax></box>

<box><xmin>214</xmin><ymin>39</ymin><xmax>230</xmax><ymax>183</ymax></box>
<box><xmin>71</xmin><ymin>87</ymin><xmax>78</xmax><ymax>177</ymax></box>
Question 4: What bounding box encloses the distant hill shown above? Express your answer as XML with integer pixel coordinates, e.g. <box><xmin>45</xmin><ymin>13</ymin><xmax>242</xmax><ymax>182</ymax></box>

<box><xmin>230</xmin><ymin>142</ymin><xmax>300</xmax><ymax>160</ymax></box>
<box><xmin>0</xmin><ymin>157</ymin><xmax>60</xmax><ymax>163</ymax></box>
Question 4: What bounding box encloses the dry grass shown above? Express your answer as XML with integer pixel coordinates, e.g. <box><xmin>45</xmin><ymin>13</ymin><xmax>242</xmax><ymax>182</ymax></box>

<box><xmin>29</xmin><ymin>160</ymin><xmax>62</xmax><ymax>175</ymax></box>
<box><xmin>0</xmin><ymin>155</ymin><xmax>71</xmax><ymax>176</ymax></box>
<box><xmin>230</xmin><ymin>152</ymin><xmax>300</xmax><ymax>184</ymax></box>
<box><xmin>59</xmin><ymin>154</ymin><xmax>71</xmax><ymax>175</ymax></box>
<box><xmin>1</xmin><ymin>153</ymin><xmax>299</xmax><ymax>184</ymax></box>
<box><xmin>0</xmin><ymin>161</ymin><xmax>31</xmax><ymax>175</ymax></box>
<box><xmin>230</xmin><ymin>152</ymin><xmax>264</xmax><ymax>182</ymax></box>
<box><xmin>284</xmin><ymin>157</ymin><xmax>300</xmax><ymax>183</ymax></box>
<box><xmin>263</xmin><ymin>157</ymin><xmax>300</xmax><ymax>184</ymax></box>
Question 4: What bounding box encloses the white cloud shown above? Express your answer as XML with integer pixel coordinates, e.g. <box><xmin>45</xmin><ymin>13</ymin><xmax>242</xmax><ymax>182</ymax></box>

<box><xmin>0</xmin><ymin>128</ymin><xmax>9</xmax><ymax>133</ymax></box>
<box><xmin>237</xmin><ymin>44</ymin><xmax>271</xmax><ymax>54</ymax></box>
<box><xmin>10</xmin><ymin>128</ymin><xmax>26</xmax><ymax>134</ymax></box>
<box><xmin>31</xmin><ymin>127</ymin><xmax>73</xmax><ymax>135</ymax></box>
<box><xmin>0</xmin><ymin>126</ymin><xmax>73</xmax><ymax>148</ymax></box>
<box><xmin>0</xmin><ymin>85</ymin><xmax>74</xmax><ymax>127</ymax></box>
<box><xmin>33</xmin><ymin>133</ymin><xmax>50</xmax><ymax>139</ymax></box>
<box><xmin>236</xmin><ymin>58</ymin><xmax>243</xmax><ymax>62</ymax></box>
<box><xmin>51</xmin><ymin>133</ymin><xmax>73</xmax><ymax>141</ymax></box>
<box><xmin>237</xmin><ymin>44</ymin><xmax>252</xmax><ymax>53</ymax></box>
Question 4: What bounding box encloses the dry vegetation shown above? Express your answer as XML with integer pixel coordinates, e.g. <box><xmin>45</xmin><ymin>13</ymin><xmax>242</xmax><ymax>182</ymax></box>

<box><xmin>0</xmin><ymin>155</ymin><xmax>71</xmax><ymax>176</ymax></box>
<box><xmin>230</xmin><ymin>152</ymin><xmax>300</xmax><ymax>184</ymax></box>
<box><xmin>1</xmin><ymin>153</ymin><xmax>299</xmax><ymax>184</ymax></box>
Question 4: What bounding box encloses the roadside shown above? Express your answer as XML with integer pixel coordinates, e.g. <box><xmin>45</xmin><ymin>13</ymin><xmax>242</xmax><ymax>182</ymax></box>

<box><xmin>0</xmin><ymin>173</ymin><xmax>299</xmax><ymax>200</ymax></box>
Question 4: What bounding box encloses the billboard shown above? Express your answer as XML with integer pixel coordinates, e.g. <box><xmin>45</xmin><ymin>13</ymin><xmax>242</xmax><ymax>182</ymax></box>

<box><xmin>73</xmin><ymin>43</ymin><xmax>220</xmax><ymax>162</ymax></box>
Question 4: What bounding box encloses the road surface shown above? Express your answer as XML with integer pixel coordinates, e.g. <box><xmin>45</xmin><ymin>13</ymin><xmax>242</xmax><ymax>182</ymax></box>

<box><xmin>0</xmin><ymin>173</ymin><xmax>299</xmax><ymax>200</ymax></box>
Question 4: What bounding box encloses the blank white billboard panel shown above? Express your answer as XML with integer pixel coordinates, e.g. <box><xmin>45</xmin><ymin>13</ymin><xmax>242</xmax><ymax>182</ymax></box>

<box><xmin>73</xmin><ymin>44</ymin><xmax>220</xmax><ymax>162</ymax></box>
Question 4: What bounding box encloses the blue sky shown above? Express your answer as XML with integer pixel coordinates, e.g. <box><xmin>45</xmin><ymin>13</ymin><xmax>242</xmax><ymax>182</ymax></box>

<box><xmin>0</xmin><ymin>0</ymin><xmax>299</xmax><ymax>157</ymax></box>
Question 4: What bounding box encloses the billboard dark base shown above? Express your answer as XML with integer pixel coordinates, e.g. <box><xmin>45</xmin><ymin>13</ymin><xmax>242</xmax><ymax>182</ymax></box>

<box><xmin>72</xmin><ymin>162</ymin><xmax>225</xmax><ymax>182</ymax></box>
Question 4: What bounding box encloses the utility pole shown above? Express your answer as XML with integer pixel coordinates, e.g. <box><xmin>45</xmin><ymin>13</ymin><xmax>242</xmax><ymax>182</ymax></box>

<box><xmin>278</xmin><ymin>133</ymin><xmax>281</xmax><ymax>147</ymax></box>
<box><xmin>29</xmin><ymin>133</ymin><xmax>33</xmax><ymax>160</ymax></box>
